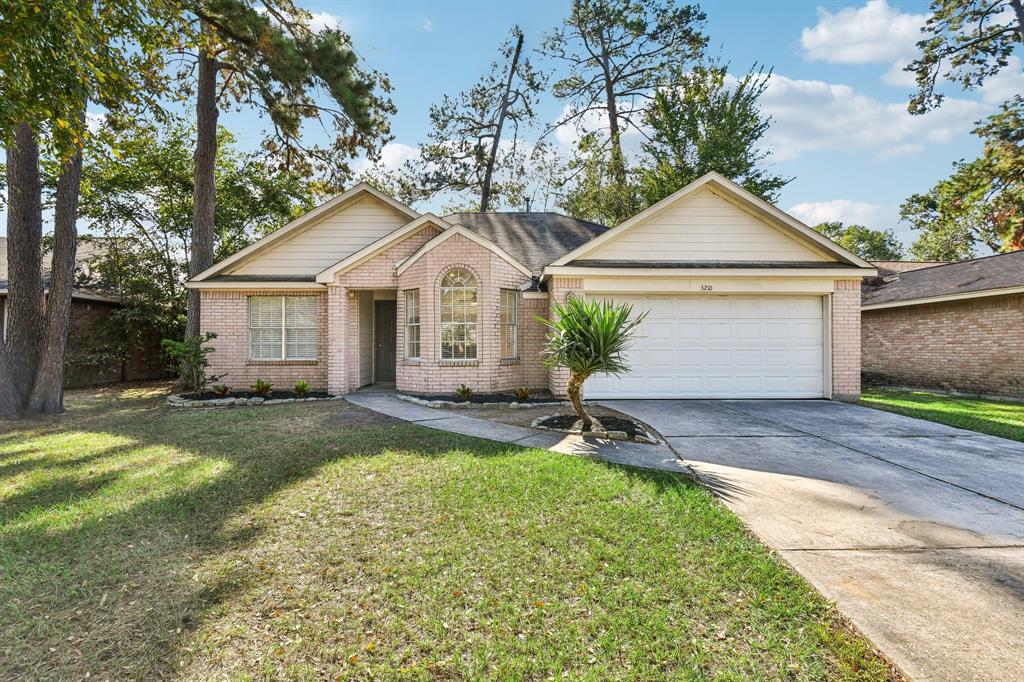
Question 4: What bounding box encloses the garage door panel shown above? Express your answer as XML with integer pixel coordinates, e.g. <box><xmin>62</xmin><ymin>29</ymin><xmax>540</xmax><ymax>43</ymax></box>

<box><xmin>585</xmin><ymin>294</ymin><xmax>826</xmax><ymax>399</ymax></box>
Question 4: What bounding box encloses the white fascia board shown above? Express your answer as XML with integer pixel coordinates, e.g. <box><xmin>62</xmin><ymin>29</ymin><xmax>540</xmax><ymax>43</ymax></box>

<box><xmin>862</xmin><ymin>285</ymin><xmax>1024</xmax><ymax>310</ymax></box>
<box><xmin>186</xmin><ymin>281</ymin><xmax>326</xmax><ymax>290</ymax></box>
<box><xmin>543</xmin><ymin>266</ymin><xmax>877</xmax><ymax>278</ymax></box>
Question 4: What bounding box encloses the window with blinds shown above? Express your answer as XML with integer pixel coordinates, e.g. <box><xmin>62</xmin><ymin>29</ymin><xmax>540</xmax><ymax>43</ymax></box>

<box><xmin>499</xmin><ymin>288</ymin><xmax>518</xmax><ymax>358</ymax></box>
<box><xmin>404</xmin><ymin>289</ymin><xmax>420</xmax><ymax>359</ymax></box>
<box><xmin>249</xmin><ymin>296</ymin><xmax>318</xmax><ymax>360</ymax></box>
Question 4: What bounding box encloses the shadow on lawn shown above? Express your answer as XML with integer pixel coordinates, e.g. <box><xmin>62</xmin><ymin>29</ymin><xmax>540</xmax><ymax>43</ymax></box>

<box><xmin>0</xmin><ymin>392</ymin><xmax>495</xmax><ymax>680</ymax></box>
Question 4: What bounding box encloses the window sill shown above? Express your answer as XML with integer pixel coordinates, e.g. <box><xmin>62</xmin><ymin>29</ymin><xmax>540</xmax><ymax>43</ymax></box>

<box><xmin>439</xmin><ymin>359</ymin><xmax>479</xmax><ymax>367</ymax></box>
<box><xmin>403</xmin><ymin>358</ymin><xmax>421</xmax><ymax>366</ymax></box>
<box><xmin>499</xmin><ymin>357</ymin><xmax>520</xmax><ymax>366</ymax></box>
<box><xmin>247</xmin><ymin>360</ymin><xmax>318</xmax><ymax>366</ymax></box>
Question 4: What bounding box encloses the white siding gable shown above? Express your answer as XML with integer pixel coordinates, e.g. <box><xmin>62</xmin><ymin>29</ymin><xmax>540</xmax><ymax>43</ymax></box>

<box><xmin>578</xmin><ymin>188</ymin><xmax>830</xmax><ymax>262</ymax></box>
<box><xmin>232</xmin><ymin>196</ymin><xmax>412</xmax><ymax>276</ymax></box>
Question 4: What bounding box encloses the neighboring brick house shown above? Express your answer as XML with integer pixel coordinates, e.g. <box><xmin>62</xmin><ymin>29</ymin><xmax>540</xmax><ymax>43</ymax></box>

<box><xmin>0</xmin><ymin>241</ymin><xmax>167</xmax><ymax>387</ymax></box>
<box><xmin>862</xmin><ymin>251</ymin><xmax>1024</xmax><ymax>397</ymax></box>
<box><xmin>189</xmin><ymin>172</ymin><xmax>878</xmax><ymax>400</ymax></box>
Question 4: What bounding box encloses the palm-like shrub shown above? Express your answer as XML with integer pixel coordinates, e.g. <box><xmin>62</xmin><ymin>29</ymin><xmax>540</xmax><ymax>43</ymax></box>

<box><xmin>540</xmin><ymin>296</ymin><xmax>647</xmax><ymax>431</ymax></box>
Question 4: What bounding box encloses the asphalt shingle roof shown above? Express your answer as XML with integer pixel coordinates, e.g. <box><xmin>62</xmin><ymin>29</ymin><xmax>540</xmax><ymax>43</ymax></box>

<box><xmin>443</xmin><ymin>212</ymin><xmax>607</xmax><ymax>275</ymax></box>
<box><xmin>862</xmin><ymin>250</ymin><xmax>1024</xmax><ymax>306</ymax></box>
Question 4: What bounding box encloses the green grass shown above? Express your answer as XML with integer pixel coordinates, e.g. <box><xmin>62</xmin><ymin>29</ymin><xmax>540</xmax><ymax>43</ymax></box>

<box><xmin>0</xmin><ymin>384</ymin><xmax>895</xmax><ymax>680</ymax></box>
<box><xmin>861</xmin><ymin>388</ymin><xmax>1024</xmax><ymax>442</ymax></box>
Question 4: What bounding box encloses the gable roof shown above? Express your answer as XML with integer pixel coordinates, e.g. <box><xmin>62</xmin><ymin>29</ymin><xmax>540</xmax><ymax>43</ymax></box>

<box><xmin>191</xmin><ymin>183</ymin><xmax>419</xmax><ymax>282</ymax></box>
<box><xmin>548</xmin><ymin>172</ymin><xmax>874</xmax><ymax>269</ymax></box>
<box><xmin>862</xmin><ymin>250</ymin><xmax>1024</xmax><ymax>309</ymax></box>
<box><xmin>315</xmin><ymin>213</ymin><xmax>452</xmax><ymax>283</ymax></box>
<box><xmin>396</xmin><ymin>225</ymin><xmax>533</xmax><ymax>278</ymax></box>
<box><xmin>444</xmin><ymin>212</ymin><xmax>607</xmax><ymax>275</ymax></box>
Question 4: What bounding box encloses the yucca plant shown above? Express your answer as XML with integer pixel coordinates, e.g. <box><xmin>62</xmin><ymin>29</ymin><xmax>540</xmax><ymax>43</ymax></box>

<box><xmin>539</xmin><ymin>296</ymin><xmax>647</xmax><ymax>431</ymax></box>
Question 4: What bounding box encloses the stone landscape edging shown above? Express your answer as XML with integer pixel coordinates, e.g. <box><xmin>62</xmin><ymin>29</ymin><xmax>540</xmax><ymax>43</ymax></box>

<box><xmin>167</xmin><ymin>394</ymin><xmax>343</xmax><ymax>408</ymax></box>
<box><xmin>396</xmin><ymin>393</ymin><xmax>584</xmax><ymax>410</ymax></box>
<box><xmin>529</xmin><ymin>415</ymin><xmax>659</xmax><ymax>445</ymax></box>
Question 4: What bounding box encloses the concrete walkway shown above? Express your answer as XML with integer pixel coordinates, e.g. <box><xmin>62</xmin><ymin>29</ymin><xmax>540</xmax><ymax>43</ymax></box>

<box><xmin>603</xmin><ymin>399</ymin><xmax>1024</xmax><ymax>682</ymax></box>
<box><xmin>344</xmin><ymin>391</ymin><xmax>690</xmax><ymax>474</ymax></box>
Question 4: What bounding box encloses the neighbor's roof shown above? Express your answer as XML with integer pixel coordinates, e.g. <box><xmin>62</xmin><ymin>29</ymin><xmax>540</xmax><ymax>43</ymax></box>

<box><xmin>862</xmin><ymin>250</ymin><xmax>1024</xmax><ymax>308</ymax></box>
<box><xmin>0</xmin><ymin>273</ymin><xmax>121</xmax><ymax>303</ymax></box>
<box><xmin>443</xmin><ymin>212</ymin><xmax>608</xmax><ymax>275</ymax></box>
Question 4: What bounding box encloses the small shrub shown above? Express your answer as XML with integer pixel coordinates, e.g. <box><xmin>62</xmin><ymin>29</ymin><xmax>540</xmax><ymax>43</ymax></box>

<box><xmin>455</xmin><ymin>383</ymin><xmax>473</xmax><ymax>401</ymax></box>
<box><xmin>212</xmin><ymin>384</ymin><xmax>230</xmax><ymax>397</ymax></box>
<box><xmin>250</xmin><ymin>379</ymin><xmax>273</xmax><ymax>397</ymax></box>
<box><xmin>294</xmin><ymin>380</ymin><xmax>311</xmax><ymax>396</ymax></box>
<box><xmin>513</xmin><ymin>387</ymin><xmax>530</xmax><ymax>401</ymax></box>
<box><xmin>162</xmin><ymin>333</ymin><xmax>223</xmax><ymax>392</ymax></box>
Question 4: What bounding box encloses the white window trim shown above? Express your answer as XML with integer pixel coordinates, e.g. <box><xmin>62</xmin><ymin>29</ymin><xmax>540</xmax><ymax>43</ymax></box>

<box><xmin>500</xmin><ymin>288</ymin><xmax>518</xmax><ymax>359</ymax></box>
<box><xmin>404</xmin><ymin>289</ymin><xmax>421</xmax><ymax>359</ymax></box>
<box><xmin>248</xmin><ymin>296</ymin><xmax>318</xmax><ymax>361</ymax></box>
<box><xmin>439</xmin><ymin>268</ymin><xmax>478</xmax><ymax>361</ymax></box>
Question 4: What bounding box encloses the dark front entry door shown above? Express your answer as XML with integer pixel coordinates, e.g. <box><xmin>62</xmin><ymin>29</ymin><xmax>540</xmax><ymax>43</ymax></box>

<box><xmin>374</xmin><ymin>300</ymin><xmax>397</xmax><ymax>383</ymax></box>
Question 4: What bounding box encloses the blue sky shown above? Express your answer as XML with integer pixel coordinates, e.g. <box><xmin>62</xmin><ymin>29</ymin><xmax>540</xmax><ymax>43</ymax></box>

<box><xmin>7</xmin><ymin>1</ymin><xmax>1023</xmax><ymax>250</ymax></box>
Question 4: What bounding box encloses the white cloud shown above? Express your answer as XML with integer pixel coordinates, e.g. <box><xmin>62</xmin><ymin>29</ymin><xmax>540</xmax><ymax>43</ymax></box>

<box><xmin>800</xmin><ymin>0</ymin><xmax>927</xmax><ymax>64</ymax></box>
<box><xmin>552</xmin><ymin>104</ymin><xmax>647</xmax><ymax>153</ymax></box>
<box><xmin>788</xmin><ymin>199</ymin><xmax>897</xmax><ymax>228</ymax></box>
<box><xmin>758</xmin><ymin>73</ymin><xmax>986</xmax><ymax>160</ymax></box>
<box><xmin>980</xmin><ymin>56</ymin><xmax>1024</xmax><ymax>104</ymax></box>
<box><xmin>420</xmin><ymin>19</ymin><xmax>434</xmax><ymax>32</ymax></box>
<box><xmin>353</xmin><ymin>141</ymin><xmax>419</xmax><ymax>174</ymax></box>
<box><xmin>307</xmin><ymin>11</ymin><xmax>340</xmax><ymax>33</ymax></box>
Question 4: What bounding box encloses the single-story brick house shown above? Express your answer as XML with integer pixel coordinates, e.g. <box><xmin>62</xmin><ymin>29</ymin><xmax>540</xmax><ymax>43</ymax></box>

<box><xmin>862</xmin><ymin>250</ymin><xmax>1024</xmax><ymax>397</ymax></box>
<box><xmin>188</xmin><ymin>172</ymin><xmax>876</xmax><ymax>400</ymax></box>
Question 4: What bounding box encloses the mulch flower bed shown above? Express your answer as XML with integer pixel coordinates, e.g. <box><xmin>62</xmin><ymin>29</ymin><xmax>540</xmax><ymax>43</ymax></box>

<box><xmin>531</xmin><ymin>414</ymin><xmax>657</xmax><ymax>444</ymax></box>
<box><xmin>180</xmin><ymin>390</ymin><xmax>332</xmax><ymax>401</ymax></box>
<box><xmin>415</xmin><ymin>391</ymin><xmax>562</xmax><ymax>405</ymax></box>
<box><xmin>168</xmin><ymin>390</ymin><xmax>341</xmax><ymax>408</ymax></box>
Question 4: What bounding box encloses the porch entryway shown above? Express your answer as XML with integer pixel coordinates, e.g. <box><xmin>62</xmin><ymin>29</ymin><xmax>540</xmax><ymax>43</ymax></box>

<box><xmin>355</xmin><ymin>290</ymin><xmax>397</xmax><ymax>387</ymax></box>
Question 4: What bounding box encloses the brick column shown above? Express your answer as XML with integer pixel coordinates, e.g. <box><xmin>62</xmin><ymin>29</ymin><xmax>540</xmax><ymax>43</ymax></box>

<box><xmin>831</xmin><ymin>279</ymin><xmax>861</xmax><ymax>401</ymax></box>
<box><xmin>547</xmin><ymin>276</ymin><xmax>583</xmax><ymax>397</ymax></box>
<box><xmin>327</xmin><ymin>285</ymin><xmax>347</xmax><ymax>395</ymax></box>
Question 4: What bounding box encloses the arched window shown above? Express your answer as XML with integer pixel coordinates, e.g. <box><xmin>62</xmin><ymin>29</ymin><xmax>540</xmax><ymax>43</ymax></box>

<box><xmin>439</xmin><ymin>268</ymin><xmax>478</xmax><ymax>360</ymax></box>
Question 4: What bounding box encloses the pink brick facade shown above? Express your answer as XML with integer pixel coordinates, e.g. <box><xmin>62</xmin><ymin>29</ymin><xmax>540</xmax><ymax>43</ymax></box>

<box><xmin>199</xmin><ymin>231</ymin><xmax>865</xmax><ymax>400</ymax></box>
<box><xmin>394</xmin><ymin>232</ymin><xmax>546</xmax><ymax>395</ymax></box>
<box><xmin>862</xmin><ymin>293</ymin><xmax>1024</xmax><ymax>397</ymax></box>
<box><xmin>201</xmin><ymin>289</ymin><xmax>329</xmax><ymax>390</ymax></box>
<box><xmin>831</xmin><ymin>279</ymin><xmax>862</xmax><ymax>400</ymax></box>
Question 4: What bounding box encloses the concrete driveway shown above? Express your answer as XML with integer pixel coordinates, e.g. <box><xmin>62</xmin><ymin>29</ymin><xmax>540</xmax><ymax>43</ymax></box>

<box><xmin>602</xmin><ymin>399</ymin><xmax>1024</xmax><ymax>682</ymax></box>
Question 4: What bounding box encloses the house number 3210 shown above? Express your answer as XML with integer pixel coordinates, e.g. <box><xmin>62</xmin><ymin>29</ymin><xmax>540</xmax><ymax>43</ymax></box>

<box><xmin>700</xmin><ymin>284</ymin><xmax>713</xmax><ymax>292</ymax></box>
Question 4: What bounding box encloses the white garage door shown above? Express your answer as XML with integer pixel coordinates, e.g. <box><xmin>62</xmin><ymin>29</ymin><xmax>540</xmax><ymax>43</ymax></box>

<box><xmin>585</xmin><ymin>294</ymin><xmax>826</xmax><ymax>399</ymax></box>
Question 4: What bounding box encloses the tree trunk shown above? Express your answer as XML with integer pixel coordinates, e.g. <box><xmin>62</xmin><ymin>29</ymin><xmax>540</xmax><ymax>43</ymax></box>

<box><xmin>481</xmin><ymin>31</ymin><xmax>524</xmax><ymax>211</ymax></box>
<box><xmin>28</xmin><ymin>113</ymin><xmax>84</xmax><ymax>414</ymax></box>
<box><xmin>601</xmin><ymin>55</ymin><xmax>626</xmax><ymax>188</ymax></box>
<box><xmin>182</xmin><ymin>26</ymin><xmax>219</xmax><ymax>384</ymax></box>
<box><xmin>567</xmin><ymin>371</ymin><xmax>593</xmax><ymax>431</ymax></box>
<box><xmin>1009</xmin><ymin>0</ymin><xmax>1024</xmax><ymax>37</ymax></box>
<box><xmin>4</xmin><ymin>122</ymin><xmax>45</xmax><ymax>409</ymax></box>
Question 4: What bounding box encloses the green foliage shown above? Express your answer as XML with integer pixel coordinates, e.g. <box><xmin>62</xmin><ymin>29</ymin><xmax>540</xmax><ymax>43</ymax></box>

<box><xmin>455</xmin><ymin>384</ymin><xmax>474</xmax><ymax>401</ymax></box>
<box><xmin>191</xmin><ymin>0</ymin><xmax>395</xmax><ymax>182</ymax></box>
<box><xmin>250</xmin><ymin>379</ymin><xmax>273</xmax><ymax>397</ymax></box>
<box><xmin>212</xmin><ymin>384</ymin><xmax>231</xmax><ymax>397</ymax></box>
<box><xmin>559</xmin><ymin>132</ymin><xmax>641</xmax><ymax>226</ymax></box>
<box><xmin>541</xmin><ymin>0</ymin><xmax>707</xmax><ymax>187</ymax></box>
<box><xmin>514</xmin><ymin>387</ymin><xmax>531</xmax><ymax>401</ymax></box>
<box><xmin>78</xmin><ymin>120</ymin><xmax>323</xmax><ymax>340</ymax></box>
<box><xmin>906</xmin><ymin>0</ymin><xmax>1023</xmax><ymax>115</ymax></box>
<box><xmin>902</xmin><ymin>96</ymin><xmax>1024</xmax><ymax>261</ymax></box>
<box><xmin>0</xmin><ymin>0</ymin><xmax>186</xmax><ymax>157</ymax></box>
<box><xmin>406</xmin><ymin>27</ymin><xmax>546</xmax><ymax>210</ymax></box>
<box><xmin>812</xmin><ymin>222</ymin><xmax>906</xmax><ymax>261</ymax></box>
<box><xmin>540</xmin><ymin>296</ymin><xmax>647</xmax><ymax>428</ymax></box>
<box><xmin>161</xmin><ymin>333</ymin><xmax>222</xmax><ymax>392</ymax></box>
<box><xmin>638</xmin><ymin>63</ymin><xmax>790</xmax><ymax>206</ymax></box>
<box><xmin>294</xmin><ymin>380</ymin><xmax>311</xmax><ymax>396</ymax></box>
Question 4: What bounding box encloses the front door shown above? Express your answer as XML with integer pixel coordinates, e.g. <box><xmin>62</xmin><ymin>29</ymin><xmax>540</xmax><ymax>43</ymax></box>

<box><xmin>374</xmin><ymin>300</ymin><xmax>397</xmax><ymax>383</ymax></box>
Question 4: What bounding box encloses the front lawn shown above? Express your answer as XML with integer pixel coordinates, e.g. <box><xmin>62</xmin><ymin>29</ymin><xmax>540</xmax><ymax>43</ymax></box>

<box><xmin>1</xmin><ymin>384</ymin><xmax>894</xmax><ymax>680</ymax></box>
<box><xmin>861</xmin><ymin>388</ymin><xmax>1024</xmax><ymax>443</ymax></box>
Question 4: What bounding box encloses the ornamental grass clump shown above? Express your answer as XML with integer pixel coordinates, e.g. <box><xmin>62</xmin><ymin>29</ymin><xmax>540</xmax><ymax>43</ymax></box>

<box><xmin>539</xmin><ymin>296</ymin><xmax>646</xmax><ymax>431</ymax></box>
